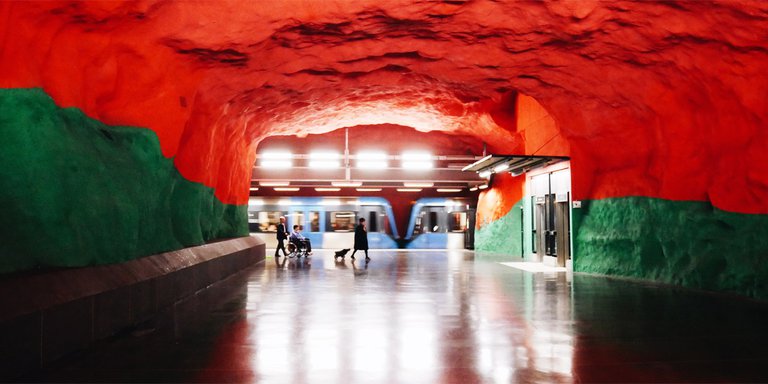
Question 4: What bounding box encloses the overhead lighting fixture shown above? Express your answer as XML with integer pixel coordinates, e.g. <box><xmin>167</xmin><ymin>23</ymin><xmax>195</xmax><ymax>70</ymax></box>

<box><xmin>493</xmin><ymin>163</ymin><xmax>509</xmax><ymax>173</ymax></box>
<box><xmin>331</xmin><ymin>181</ymin><xmax>363</xmax><ymax>187</ymax></box>
<box><xmin>274</xmin><ymin>187</ymin><xmax>300</xmax><ymax>191</ymax></box>
<box><xmin>259</xmin><ymin>181</ymin><xmax>290</xmax><ymax>187</ymax></box>
<box><xmin>437</xmin><ymin>188</ymin><xmax>462</xmax><ymax>193</ymax></box>
<box><xmin>469</xmin><ymin>186</ymin><xmax>479</xmax><ymax>192</ymax></box>
<box><xmin>403</xmin><ymin>182</ymin><xmax>434</xmax><ymax>188</ymax></box>
<box><xmin>356</xmin><ymin>188</ymin><xmax>382</xmax><ymax>192</ymax></box>
<box><xmin>315</xmin><ymin>187</ymin><xmax>341</xmax><ymax>192</ymax></box>
<box><xmin>478</xmin><ymin>170</ymin><xmax>492</xmax><ymax>179</ymax></box>
<box><xmin>356</xmin><ymin>151</ymin><xmax>388</xmax><ymax>169</ymax></box>
<box><xmin>397</xmin><ymin>188</ymin><xmax>423</xmax><ymax>192</ymax></box>
<box><xmin>249</xmin><ymin>187</ymin><xmax>259</xmax><ymax>191</ymax></box>
<box><xmin>259</xmin><ymin>151</ymin><xmax>293</xmax><ymax>169</ymax></box>
<box><xmin>478</xmin><ymin>184</ymin><xmax>489</xmax><ymax>190</ymax></box>
<box><xmin>309</xmin><ymin>151</ymin><xmax>341</xmax><ymax>169</ymax></box>
<box><xmin>401</xmin><ymin>151</ymin><xmax>433</xmax><ymax>170</ymax></box>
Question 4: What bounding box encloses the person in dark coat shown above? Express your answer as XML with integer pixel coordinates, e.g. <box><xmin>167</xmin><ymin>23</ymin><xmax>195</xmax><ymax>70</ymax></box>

<box><xmin>351</xmin><ymin>217</ymin><xmax>370</xmax><ymax>261</ymax></box>
<box><xmin>275</xmin><ymin>216</ymin><xmax>288</xmax><ymax>257</ymax></box>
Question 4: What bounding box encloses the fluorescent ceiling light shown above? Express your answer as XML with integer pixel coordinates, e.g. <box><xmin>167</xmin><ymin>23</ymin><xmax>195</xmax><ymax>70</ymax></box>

<box><xmin>315</xmin><ymin>187</ymin><xmax>341</xmax><ymax>192</ymax></box>
<box><xmin>401</xmin><ymin>151</ymin><xmax>433</xmax><ymax>170</ymax></box>
<box><xmin>356</xmin><ymin>188</ymin><xmax>382</xmax><ymax>192</ymax></box>
<box><xmin>478</xmin><ymin>184</ymin><xmax>489</xmax><ymax>190</ymax></box>
<box><xmin>309</xmin><ymin>151</ymin><xmax>340</xmax><ymax>169</ymax></box>
<box><xmin>437</xmin><ymin>188</ymin><xmax>462</xmax><ymax>193</ymax></box>
<box><xmin>493</xmin><ymin>163</ymin><xmax>509</xmax><ymax>173</ymax></box>
<box><xmin>356</xmin><ymin>151</ymin><xmax>388</xmax><ymax>169</ymax></box>
<box><xmin>469</xmin><ymin>186</ymin><xmax>479</xmax><ymax>192</ymax></box>
<box><xmin>249</xmin><ymin>187</ymin><xmax>259</xmax><ymax>191</ymax></box>
<box><xmin>259</xmin><ymin>151</ymin><xmax>292</xmax><ymax>169</ymax></box>
<box><xmin>331</xmin><ymin>181</ymin><xmax>363</xmax><ymax>187</ymax></box>
<box><xmin>274</xmin><ymin>187</ymin><xmax>300</xmax><ymax>191</ymax></box>
<box><xmin>403</xmin><ymin>182</ymin><xmax>434</xmax><ymax>188</ymax></box>
<box><xmin>397</xmin><ymin>188</ymin><xmax>422</xmax><ymax>192</ymax></box>
<box><xmin>478</xmin><ymin>170</ymin><xmax>492</xmax><ymax>178</ymax></box>
<box><xmin>259</xmin><ymin>181</ymin><xmax>290</xmax><ymax>187</ymax></box>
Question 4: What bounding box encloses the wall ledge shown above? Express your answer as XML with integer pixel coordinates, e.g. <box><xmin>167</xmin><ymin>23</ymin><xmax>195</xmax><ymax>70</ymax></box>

<box><xmin>0</xmin><ymin>236</ymin><xmax>265</xmax><ymax>379</ymax></box>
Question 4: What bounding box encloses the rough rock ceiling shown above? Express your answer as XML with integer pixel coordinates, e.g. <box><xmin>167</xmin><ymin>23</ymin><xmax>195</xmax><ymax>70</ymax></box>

<box><xmin>1</xmin><ymin>0</ymin><xmax>767</xmax><ymax>211</ymax></box>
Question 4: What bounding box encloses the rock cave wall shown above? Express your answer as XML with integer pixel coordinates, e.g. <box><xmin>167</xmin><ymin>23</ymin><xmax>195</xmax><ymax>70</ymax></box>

<box><xmin>1</xmin><ymin>0</ymin><xmax>767</xmax><ymax>299</ymax></box>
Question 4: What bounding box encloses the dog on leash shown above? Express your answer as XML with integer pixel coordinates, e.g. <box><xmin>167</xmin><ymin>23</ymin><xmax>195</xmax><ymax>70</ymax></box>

<box><xmin>334</xmin><ymin>248</ymin><xmax>350</xmax><ymax>258</ymax></box>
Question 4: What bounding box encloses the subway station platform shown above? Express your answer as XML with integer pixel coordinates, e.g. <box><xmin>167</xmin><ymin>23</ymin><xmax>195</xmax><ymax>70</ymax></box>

<box><xmin>21</xmin><ymin>250</ymin><xmax>768</xmax><ymax>383</ymax></box>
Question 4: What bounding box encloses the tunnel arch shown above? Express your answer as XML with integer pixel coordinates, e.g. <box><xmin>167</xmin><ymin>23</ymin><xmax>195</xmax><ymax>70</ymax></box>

<box><xmin>2</xmin><ymin>1</ymin><xmax>768</xmax><ymax>298</ymax></box>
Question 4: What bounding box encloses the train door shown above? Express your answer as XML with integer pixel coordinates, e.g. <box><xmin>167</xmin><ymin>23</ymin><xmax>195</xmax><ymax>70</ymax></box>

<box><xmin>304</xmin><ymin>205</ymin><xmax>323</xmax><ymax>248</ymax></box>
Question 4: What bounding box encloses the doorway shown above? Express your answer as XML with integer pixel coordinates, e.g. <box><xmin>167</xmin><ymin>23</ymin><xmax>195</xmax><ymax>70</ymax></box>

<box><xmin>530</xmin><ymin>169</ymin><xmax>571</xmax><ymax>267</ymax></box>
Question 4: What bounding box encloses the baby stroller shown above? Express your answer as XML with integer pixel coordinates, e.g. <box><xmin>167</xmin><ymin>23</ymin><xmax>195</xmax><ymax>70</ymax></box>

<box><xmin>287</xmin><ymin>238</ymin><xmax>310</xmax><ymax>258</ymax></box>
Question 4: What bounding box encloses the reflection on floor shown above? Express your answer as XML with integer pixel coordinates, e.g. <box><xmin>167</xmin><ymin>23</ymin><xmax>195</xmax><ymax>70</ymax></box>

<box><xmin>22</xmin><ymin>250</ymin><xmax>768</xmax><ymax>383</ymax></box>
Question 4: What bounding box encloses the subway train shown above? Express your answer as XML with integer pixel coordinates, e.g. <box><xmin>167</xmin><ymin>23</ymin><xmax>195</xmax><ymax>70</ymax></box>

<box><xmin>248</xmin><ymin>196</ymin><xmax>475</xmax><ymax>250</ymax></box>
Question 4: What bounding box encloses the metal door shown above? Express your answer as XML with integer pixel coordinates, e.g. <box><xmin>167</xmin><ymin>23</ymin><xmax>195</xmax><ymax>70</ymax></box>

<box><xmin>555</xmin><ymin>199</ymin><xmax>571</xmax><ymax>267</ymax></box>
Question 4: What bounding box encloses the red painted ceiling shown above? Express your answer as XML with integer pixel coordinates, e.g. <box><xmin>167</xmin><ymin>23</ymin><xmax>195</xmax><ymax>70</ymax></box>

<box><xmin>1</xmin><ymin>1</ymin><xmax>767</xmax><ymax>212</ymax></box>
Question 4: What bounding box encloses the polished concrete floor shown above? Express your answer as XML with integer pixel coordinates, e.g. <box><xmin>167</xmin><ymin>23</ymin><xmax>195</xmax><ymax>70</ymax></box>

<box><xmin>23</xmin><ymin>250</ymin><xmax>768</xmax><ymax>383</ymax></box>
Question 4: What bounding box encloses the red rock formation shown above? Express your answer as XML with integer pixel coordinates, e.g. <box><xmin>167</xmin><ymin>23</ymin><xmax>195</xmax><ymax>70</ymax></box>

<box><xmin>1</xmin><ymin>0</ymin><xmax>767</xmax><ymax>214</ymax></box>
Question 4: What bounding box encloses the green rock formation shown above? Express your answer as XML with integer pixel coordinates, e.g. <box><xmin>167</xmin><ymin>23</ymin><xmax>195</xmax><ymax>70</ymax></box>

<box><xmin>574</xmin><ymin>197</ymin><xmax>768</xmax><ymax>300</ymax></box>
<box><xmin>475</xmin><ymin>200</ymin><xmax>524</xmax><ymax>257</ymax></box>
<box><xmin>0</xmin><ymin>88</ymin><xmax>247</xmax><ymax>274</ymax></box>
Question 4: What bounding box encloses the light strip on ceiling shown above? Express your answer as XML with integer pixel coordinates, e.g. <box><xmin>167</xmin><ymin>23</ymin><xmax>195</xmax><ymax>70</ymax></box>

<box><xmin>356</xmin><ymin>188</ymin><xmax>382</xmax><ymax>192</ymax></box>
<box><xmin>308</xmin><ymin>151</ymin><xmax>341</xmax><ymax>169</ymax></box>
<box><xmin>356</xmin><ymin>151</ymin><xmax>388</xmax><ymax>169</ymax></box>
<box><xmin>259</xmin><ymin>181</ymin><xmax>290</xmax><ymax>187</ymax></box>
<box><xmin>401</xmin><ymin>151</ymin><xmax>433</xmax><ymax>170</ymax></box>
<box><xmin>397</xmin><ymin>188</ymin><xmax>423</xmax><ymax>192</ymax></box>
<box><xmin>436</xmin><ymin>188</ymin><xmax>462</xmax><ymax>193</ymax></box>
<box><xmin>331</xmin><ymin>181</ymin><xmax>363</xmax><ymax>187</ymax></box>
<box><xmin>315</xmin><ymin>187</ymin><xmax>341</xmax><ymax>192</ymax></box>
<box><xmin>274</xmin><ymin>187</ymin><xmax>300</xmax><ymax>191</ymax></box>
<box><xmin>259</xmin><ymin>151</ymin><xmax>293</xmax><ymax>169</ymax></box>
<box><xmin>403</xmin><ymin>182</ymin><xmax>434</xmax><ymax>188</ymax></box>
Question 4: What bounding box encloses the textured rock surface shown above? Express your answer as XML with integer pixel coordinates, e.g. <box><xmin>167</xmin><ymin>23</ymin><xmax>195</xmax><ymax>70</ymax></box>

<box><xmin>574</xmin><ymin>197</ymin><xmax>768</xmax><ymax>300</ymax></box>
<box><xmin>2</xmin><ymin>1</ymin><xmax>767</xmax><ymax>211</ymax></box>
<box><xmin>2</xmin><ymin>0</ymin><xmax>768</xmax><ymax>295</ymax></box>
<box><xmin>0</xmin><ymin>89</ymin><xmax>246</xmax><ymax>273</ymax></box>
<box><xmin>475</xmin><ymin>200</ymin><xmax>524</xmax><ymax>257</ymax></box>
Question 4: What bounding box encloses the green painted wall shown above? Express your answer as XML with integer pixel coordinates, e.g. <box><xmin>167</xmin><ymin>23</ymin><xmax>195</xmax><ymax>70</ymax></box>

<box><xmin>475</xmin><ymin>200</ymin><xmax>524</xmax><ymax>257</ymax></box>
<box><xmin>573</xmin><ymin>197</ymin><xmax>768</xmax><ymax>300</ymax></box>
<box><xmin>0</xmin><ymin>88</ymin><xmax>247</xmax><ymax>274</ymax></box>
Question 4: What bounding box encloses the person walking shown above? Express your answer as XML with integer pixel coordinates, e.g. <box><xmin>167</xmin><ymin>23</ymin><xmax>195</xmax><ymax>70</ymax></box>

<box><xmin>350</xmin><ymin>217</ymin><xmax>369</xmax><ymax>261</ymax></box>
<box><xmin>275</xmin><ymin>216</ymin><xmax>289</xmax><ymax>257</ymax></box>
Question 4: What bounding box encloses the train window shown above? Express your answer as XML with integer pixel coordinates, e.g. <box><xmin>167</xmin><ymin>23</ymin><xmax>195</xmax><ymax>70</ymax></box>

<box><xmin>248</xmin><ymin>210</ymin><xmax>260</xmax><ymax>232</ymax></box>
<box><xmin>309</xmin><ymin>211</ymin><xmax>320</xmax><ymax>232</ymax></box>
<box><xmin>382</xmin><ymin>213</ymin><xmax>391</xmax><ymax>235</ymax></box>
<box><xmin>257</xmin><ymin>211</ymin><xmax>284</xmax><ymax>232</ymax></box>
<box><xmin>414</xmin><ymin>212</ymin><xmax>424</xmax><ymax>235</ymax></box>
<box><xmin>328</xmin><ymin>211</ymin><xmax>356</xmax><ymax>232</ymax></box>
<box><xmin>291</xmin><ymin>212</ymin><xmax>304</xmax><ymax>229</ymax></box>
<box><xmin>449</xmin><ymin>211</ymin><xmax>467</xmax><ymax>232</ymax></box>
<box><xmin>368</xmin><ymin>211</ymin><xmax>378</xmax><ymax>232</ymax></box>
<box><xmin>429</xmin><ymin>211</ymin><xmax>439</xmax><ymax>232</ymax></box>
